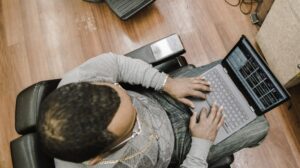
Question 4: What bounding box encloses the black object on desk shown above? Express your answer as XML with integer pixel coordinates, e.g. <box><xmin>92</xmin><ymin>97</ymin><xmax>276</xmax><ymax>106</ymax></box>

<box><xmin>83</xmin><ymin>0</ymin><xmax>155</xmax><ymax>20</ymax></box>
<box><xmin>106</xmin><ymin>0</ymin><xmax>155</xmax><ymax>20</ymax></box>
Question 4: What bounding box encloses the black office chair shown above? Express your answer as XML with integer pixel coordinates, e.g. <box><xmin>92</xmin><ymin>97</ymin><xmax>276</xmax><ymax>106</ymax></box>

<box><xmin>10</xmin><ymin>35</ymin><xmax>234</xmax><ymax>168</ymax></box>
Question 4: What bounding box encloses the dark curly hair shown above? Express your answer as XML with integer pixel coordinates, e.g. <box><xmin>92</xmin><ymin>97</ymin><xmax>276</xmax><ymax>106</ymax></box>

<box><xmin>37</xmin><ymin>82</ymin><xmax>121</xmax><ymax>162</ymax></box>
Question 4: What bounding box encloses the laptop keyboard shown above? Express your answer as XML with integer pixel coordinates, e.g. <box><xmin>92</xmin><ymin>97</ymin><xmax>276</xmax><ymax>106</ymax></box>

<box><xmin>204</xmin><ymin>69</ymin><xmax>250</xmax><ymax>133</ymax></box>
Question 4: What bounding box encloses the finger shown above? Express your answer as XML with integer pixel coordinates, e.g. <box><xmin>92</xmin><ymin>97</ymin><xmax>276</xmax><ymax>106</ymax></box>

<box><xmin>192</xmin><ymin>77</ymin><xmax>211</xmax><ymax>86</ymax></box>
<box><xmin>179</xmin><ymin>98</ymin><xmax>195</xmax><ymax>108</ymax></box>
<box><xmin>189</xmin><ymin>90</ymin><xmax>207</xmax><ymax>99</ymax></box>
<box><xmin>195</xmin><ymin>76</ymin><xmax>206</xmax><ymax>80</ymax></box>
<box><xmin>192</xmin><ymin>84</ymin><xmax>211</xmax><ymax>92</ymax></box>
<box><xmin>200</xmin><ymin>107</ymin><xmax>208</xmax><ymax>121</ymax></box>
<box><xmin>189</xmin><ymin>76</ymin><xmax>203</xmax><ymax>80</ymax></box>
<box><xmin>189</xmin><ymin>112</ymin><xmax>197</xmax><ymax>128</ymax></box>
<box><xmin>208</xmin><ymin>102</ymin><xmax>218</xmax><ymax>121</ymax></box>
<box><xmin>217</xmin><ymin>116</ymin><xmax>225</xmax><ymax>129</ymax></box>
<box><xmin>213</xmin><ymin>105</ymin><xmax>223</xmax><ymax>126</ymax></box>
<box><xmin>196</xmin><ymin>112</ymin><xmax>201</xmax><ymax>123</ymax></box>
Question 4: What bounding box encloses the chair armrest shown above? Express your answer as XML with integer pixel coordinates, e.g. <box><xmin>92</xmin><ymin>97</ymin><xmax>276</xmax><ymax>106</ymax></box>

<box><xmin>125</xmin><ymin>34</ymin><xmax>185</xmax><ymax>64</ymax></box>
<box><xmin>10</xmin><ymin>133</ymin><xmax>55</xmax><ymax>168</ymax></box>
<box><xmin>15</xmin><ymin>79</ymin><xmax>61</xmax><ymax>135</ymax></box>
<box><xmin>153</xmin><ymin>56</ymin><xmax>188</xmax><ymax>73</ymax></box>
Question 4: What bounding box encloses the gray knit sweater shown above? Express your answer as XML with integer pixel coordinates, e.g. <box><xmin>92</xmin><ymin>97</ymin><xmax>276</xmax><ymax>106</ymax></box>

<box><xmin>54</xmin><ymin>53</ymin><xmax>212</xmax><ymax>168</ymax></box>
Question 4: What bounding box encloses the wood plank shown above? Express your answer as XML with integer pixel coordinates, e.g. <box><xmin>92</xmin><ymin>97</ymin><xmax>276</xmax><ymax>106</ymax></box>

<box><xmin>232</xmin><ymin>106</ymin><xmax>300</xmax><ymax>168</ymax></box>
<box><xmin>36</xmin><ymin>0</ymin><xmax>85</xmax><ymax>73</ymax></box>
<box><xmin>18</xmin><ymin>0</ymin><xmax>52</xmax><ymax>81</ymax></box>
<box><xmin>1</xmin><ymin>0</ymin><xmax>24</xmax><ymax>46</ymax></box>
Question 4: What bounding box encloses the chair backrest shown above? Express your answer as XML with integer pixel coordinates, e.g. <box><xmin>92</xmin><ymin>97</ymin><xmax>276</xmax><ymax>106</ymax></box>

<box><xmin>15</xmin><ymin>79</ymin><xmax>60</xmax><ymax>135</ymax></box>
<box><xmin>10</xmin><ymin>133</ymin><xmax>55</xmax><ymax>168</ymax></box>
<box><xmin>12</xmin><ymin>80</ymin><xmax>60</xmax><ymax>168</ymax></box>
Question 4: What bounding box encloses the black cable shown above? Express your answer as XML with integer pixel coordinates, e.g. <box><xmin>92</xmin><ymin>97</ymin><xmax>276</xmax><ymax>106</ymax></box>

<box><xmin>225</xmin><ymin>0</ymin><xmax>241</xmax><ymax>7</ymax></box>
<box><xmin>225</xmin><ymin>0</ymin><xmax>262</xmax><ymax>15</ymax></box>
<box><xmin>225</xmin><ymin>0</ymin><xmax>263</xmax><ymax>26</ymax></box>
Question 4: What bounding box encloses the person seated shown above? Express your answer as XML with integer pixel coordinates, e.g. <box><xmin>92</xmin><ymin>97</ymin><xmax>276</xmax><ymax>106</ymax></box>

<box><xmin>37</xmin><ymin>53</ymin><xmax>269</xmax><ymax>168</ymax></box>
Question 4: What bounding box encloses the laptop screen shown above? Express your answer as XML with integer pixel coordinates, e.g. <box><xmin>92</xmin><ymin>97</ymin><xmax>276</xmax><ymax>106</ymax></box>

<box><xmin>223</xmin><ymin>36</ymin><xmax>289</xmax><ymax>114</ymax></box>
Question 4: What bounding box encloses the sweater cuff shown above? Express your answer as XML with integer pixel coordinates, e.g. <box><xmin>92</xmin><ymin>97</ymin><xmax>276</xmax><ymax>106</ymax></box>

<box><xmin>153</xmin><ymin>72</ymin><xmax>168</xmax><ymax>91</ymax></box>
<box><xmin>189</xmin><ymin>137</ymin><xmax>213</xmax><ymax>160</ymax></box>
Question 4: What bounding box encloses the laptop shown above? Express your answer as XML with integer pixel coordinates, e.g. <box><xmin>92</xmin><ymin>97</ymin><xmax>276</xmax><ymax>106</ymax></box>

<box><xmin>192</xmin><ymin>35</ymin><xmax>290</xmax><ymax>144</ymax></box>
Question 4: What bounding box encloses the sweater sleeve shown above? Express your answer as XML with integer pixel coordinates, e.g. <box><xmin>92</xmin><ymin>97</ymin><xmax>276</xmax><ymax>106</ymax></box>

<box><xmin>180</xmin><ymin>137</ymin><xmax>212</xmax><ymax>168</ymax></box>
<box><xmin>58</xmin><ymin>52</ymin><xmax>167</xmax><ymax>90</ymax></box>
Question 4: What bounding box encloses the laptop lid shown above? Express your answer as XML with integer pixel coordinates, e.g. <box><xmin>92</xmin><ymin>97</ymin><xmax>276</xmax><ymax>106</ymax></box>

<box><xmin>221</xmin><ymin>35</ymin><xmax>290</xmax><ymax>115</ymax></box>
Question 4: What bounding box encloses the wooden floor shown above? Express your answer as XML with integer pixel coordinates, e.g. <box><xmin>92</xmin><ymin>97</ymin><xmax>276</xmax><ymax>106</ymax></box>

<box><xmin>0</xmin><ymin>0</ymin><xmax>299</xmax><ymax>167</ymax></box>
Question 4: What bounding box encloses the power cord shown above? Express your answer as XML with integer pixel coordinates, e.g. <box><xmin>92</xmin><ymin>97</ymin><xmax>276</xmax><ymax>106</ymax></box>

<box><xmin>225</xmin><ymin>0</ymin><xmax>263</xmax><ymax>26</ymax></box>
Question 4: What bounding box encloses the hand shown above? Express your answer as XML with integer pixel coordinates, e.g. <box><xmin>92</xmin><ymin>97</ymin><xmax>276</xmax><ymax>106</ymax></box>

<box><xmin>189</xmin><ymin>103</ymin><xmax>224</xmax><ymax>142</ymax></box>
<box><xmin>163</xmin><ymin>76</ymin><xmax>211</xmax><ymax>108</ymax></box>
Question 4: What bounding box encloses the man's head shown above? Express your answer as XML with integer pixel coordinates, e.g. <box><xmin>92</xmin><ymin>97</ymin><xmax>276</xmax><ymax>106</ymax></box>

<box><xmin>37</xmin><ymin>82</ymin><xmax>137</xmax><ymax>163</ymax></box>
